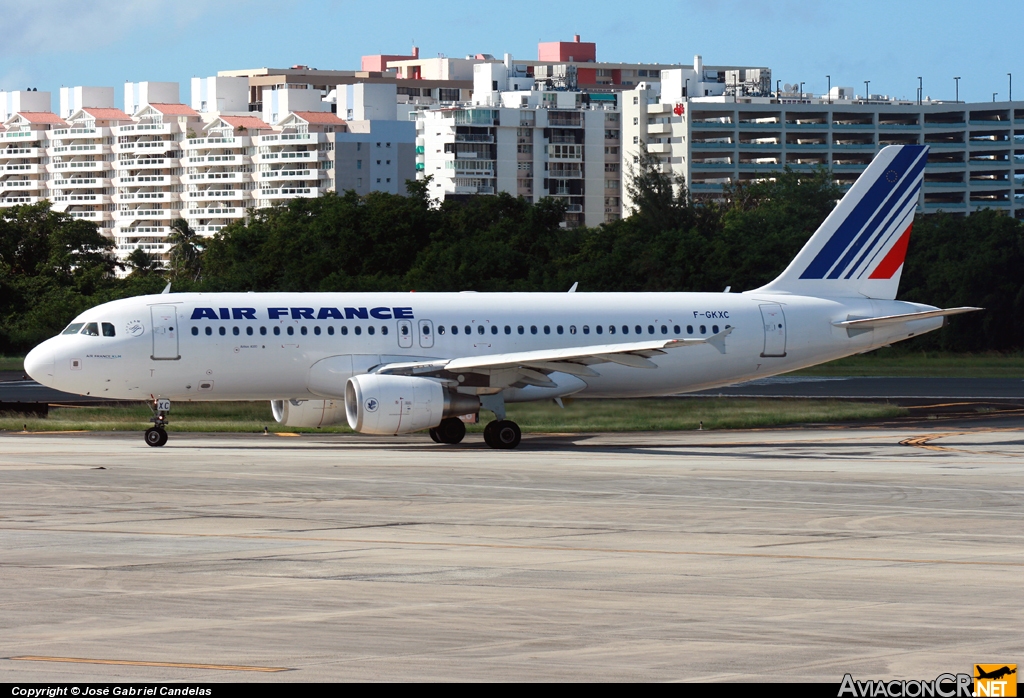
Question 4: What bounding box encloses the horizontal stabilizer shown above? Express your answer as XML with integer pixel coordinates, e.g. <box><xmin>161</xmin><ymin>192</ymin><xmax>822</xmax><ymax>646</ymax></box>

<box><xmin>832</xmin><ymin>307</ymin><xmax>982</xmax><ymax>330</ymax></box>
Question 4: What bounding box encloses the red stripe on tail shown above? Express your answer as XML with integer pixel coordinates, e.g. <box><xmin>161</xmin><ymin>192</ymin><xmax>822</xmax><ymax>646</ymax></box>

<box><xmin>868</xmin><ymin>224</ymin><xmax>912</xmax><ymax>279</ymax></box>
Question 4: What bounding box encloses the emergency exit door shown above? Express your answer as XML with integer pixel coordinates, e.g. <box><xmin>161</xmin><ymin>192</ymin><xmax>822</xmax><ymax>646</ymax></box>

<box><xmin>759</xmin><ymin>304</ymin><xmax>787</xmax><ymax>357</ymax></box>
<box><xmin>151</xmin><ymin>305</ymin><xmax>180</xmax><ymax>360</ymax></box>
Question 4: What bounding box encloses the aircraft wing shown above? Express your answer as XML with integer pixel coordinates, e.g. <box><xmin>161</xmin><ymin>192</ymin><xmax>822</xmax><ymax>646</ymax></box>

<box><xmin>832</xmin><ymin>307</ymin><xmax>982</xmax><ymax>330</ymax></box>
<box><xmin>376</xmin><ymin>327</ymin><xmax>733</xmax><ymax>387</ymax></box>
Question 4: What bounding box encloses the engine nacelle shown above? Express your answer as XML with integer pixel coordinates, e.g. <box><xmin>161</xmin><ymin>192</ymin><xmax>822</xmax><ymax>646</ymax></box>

<box><xmin>345</xmin><ymin>374</ymin><xmax>480</xmax><ymax>435</ymax></box>
<box><xmin>271</xmin><ymin>399</ymin><xmax>347</xmax><ymax>428</ymax></box>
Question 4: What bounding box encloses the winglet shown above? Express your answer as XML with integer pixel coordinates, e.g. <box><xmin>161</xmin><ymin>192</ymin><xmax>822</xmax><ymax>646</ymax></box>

<box><xmin>161</xmin><ymin>282</ymin><xmax>172</xmax><ymax>294</ymax></box>
<box><xmin>568</xmin><ymin>282</ymin><xmax>578</xmax><ymax>293</ymax></box>
<box><xmin>705</xmin><ymin>326</ymin><xmax>733</xmax><ymax>354</ymax></box>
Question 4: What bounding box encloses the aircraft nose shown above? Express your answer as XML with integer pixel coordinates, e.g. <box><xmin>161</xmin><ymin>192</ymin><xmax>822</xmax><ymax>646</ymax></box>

<box><xmin>24</xmin><ymin>344</ymin><xmax>55</xmax><ymax>383</ymax></box>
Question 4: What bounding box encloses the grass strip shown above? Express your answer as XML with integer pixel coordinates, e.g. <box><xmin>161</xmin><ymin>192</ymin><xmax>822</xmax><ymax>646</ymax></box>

<box><xmin>0</xmin><ymin>398</ymin><xmax>904</xmax><ymax>434</ymax></box>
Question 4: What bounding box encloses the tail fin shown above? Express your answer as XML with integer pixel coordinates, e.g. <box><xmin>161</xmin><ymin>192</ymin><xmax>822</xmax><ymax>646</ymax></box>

<box><xmin>755</xmin><ymin>144</ymin><xmax>928</xmax><ymax>300</ymax></box>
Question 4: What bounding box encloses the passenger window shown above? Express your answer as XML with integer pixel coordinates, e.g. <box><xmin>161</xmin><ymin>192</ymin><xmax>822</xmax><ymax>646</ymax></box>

<box><xmin>451</xmin><ymin>325</ymin><xmax>458</xmax><ymax>335</ymax></box>
<box><xmin>557</xmin><ymin>325</ymin><xmax>564</xmax><ymax>335</ymax></box>
<box><xmin>422</xmin><ymin>325</ymin><xmax>430</xmax><ymax>335</ymax></box>
<box><xmin>286</xmin><ymin>326</ymin><xmax>294</xmax><ymax>336</ymax></box>
<box><xmin>102</xmin><ymin>322</ymin><xmax>115</xmax><ymax>337</ymax></box>
<box><xmin>355</xmin><ymin>326</ymin><xmax>362</xmax><ymax>335</ymax></box>
<box><xmin>300</xmin><ymin>326</ymin><xmax>307</xmax><ymax>336</ymax></box>
<box><xmin>583</xmin><ymin>325</ymin><xmax>590</xmax><ymax>335</ymax></box>
<box><xmin>368</xmin><ymin>326</ymin><xmax>375</xmax><ymax>335</ymax></box>
<box><xmin>191</xmin><ymin>327</ymin><xmax>199</xmax><ymax>336</ymax></box>
<box><xmin>314</xmin><ymin>326</ymin><xmax>321</xmax><ymax>335</ymax></box>
<box><xmin>712</xmin><ymin>325</ymin><xmax>719</xmax><ymax>334</ymax></box>
<box><xmin>233</xmin><ymin>327</ymin><xmax>240</xmax><ymax>336</ymax></box>
<box><xmin>543</xmin><ymin>325</ymin><xmax>551</xmax><ymax>334</ymax></box>
<box><xmin>62</xmin><ymin>323</ymin><xmax>85</xmax><ymax>335</ymax></box>
<box><xmin>341</xmin><ymin>326</ymin><xmax>349</xmax><ymax>335</ymax></box>
<box><xmin>81</xmin><ymin>323</ymin><xmax>100</xmax><ymax>336</ymax></box>
<box><xmin>518</xmin><ymin>325</ymin><xmax>524</xmax><ymax>334</ymax></box>
<box><xmin>700</xmin><ymin>325</ymin><xmax>706</xmax><ymax>334</ymax></box>
<box><xmin>530</xmin><ymin>325</ymin><xmax>538</xmax><ymax>335</ymax></box>
<box><xmin>273</xmin><ymin>327</ymin><xmax>281</xmax><ymax>336</ymax></box>
<box><xmin>687</xmin><ymin>325</ymin><xmax>693</xmax><ymax>334</ymax></box>
<box><xmin>328</xmin><ymin>326</ymin><xmax>334</xmax><ymax>335</ymax></box>
<box><xmin>219</xmin><ymin>327</ymin><xmax>226</xmax><ymax>336</ymax></box>
<box><xmin>247</xmin><ymin>326</ymin><xmax>254</xmax><ymax>336</ymax></box>
<box><xmin>504</xmin><ymin>325</ymin><xmax>511</xmax><ymax>335</ymax></box>
<box><xmin>660</xmin><ymin>325</ymin><xmax>667</xmax><ymax>335</ymax></box>
<box><xmin>608</xmin><ymin>325</ymin><xmax>616</xmax><ymax>335</ymax></box>
<box><xmin>206</xmin><ymin>327</ymin><xmax>213</xmax><ymax>336</ymax></box>
<box><xmin>570</xmin><ymin>325</ymin><xmax>577</xmax><ymax>334</ymax></box>
<box><xmin>476</xmin><ymin>325</ymin><xmax>484</xmax><ymax>335</ymax></box>
<box><xmin>634</xmin><ymin>325</ymin><xmax>642</xmax><ymax>334</ymax></box>
<box><xmin>622</xmin><ymin>325</ymin><xmax>629</xmax><ymax>334</ymax></box>
<box><xmin>381</xmin><ymin>325</ymin><xmax>388</xmax><ymax>335</ymax></box>
<box><xmin>260</xmin><ymin>327</ymin><xmax>267</xmax><ymax>335</ymax></box>
<box><xmin>674</xmin><ymin>325</ymin><xmax>680</xmax><ymax>334</ymax></box>
<box><xmin>438</xmin><ymin>325</ymin><xmax>446</xmax><ymax>335</ymax></box>
<box><xmin>647</xmin><ymin>325</ymin><xmax>654</xmax><ymax>335</ymax></box>
<box><xmin>596</xmin><ymin>325</ymin><xmax>603</xmax><ymax>334</ymax></box>
<box><xmin>464</xmin><ymin>325</ymin><xmax>471</xmax><ymax>335</ymax></box>
<box><xmin>490</xmin><ymin>325</ymin><xmax>498</xmax><ymax>335</ymax></box>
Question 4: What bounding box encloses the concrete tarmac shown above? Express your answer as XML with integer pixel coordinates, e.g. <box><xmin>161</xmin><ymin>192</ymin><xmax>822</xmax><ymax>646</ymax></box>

<box><xmin>1</xmin><ymin>425</ymin><xmax>1022</xmax><ymax>682</ymax></box>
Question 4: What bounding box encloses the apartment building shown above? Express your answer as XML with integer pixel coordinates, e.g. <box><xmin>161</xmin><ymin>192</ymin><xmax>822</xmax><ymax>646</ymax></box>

<box><xmin>182</xmin><ymin>115</ymin><xmax>269</xmax><ymax>236</ymax></box>
<box><xmin>1</xmin><ymin>109</ymin><xmax>64</xmax><ymax>209</ymax></box>
<box><xmin>112</xmin><ymin>102</ymin><xmax>201</xmax><ymax>260</ymax></box>
<box><xmin>623</xmin><ymin>69</ymin><xmax>1024</xmax><ymax>218</ymax></box>
<box><xmin>46</xmin><ymin>107</ymin><xmax>132</xmax><ymax>234</ymax></box>
<box><xmin>252</xmin><ymin>111</ymin><xmax>346</xmax><ymax>208</ymax></box>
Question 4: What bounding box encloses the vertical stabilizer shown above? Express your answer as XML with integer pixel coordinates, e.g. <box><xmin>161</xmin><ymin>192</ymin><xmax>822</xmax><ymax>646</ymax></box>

<box><xmin>754</xmin><ymin>144</ymin><xmax>928</xmax><ymax>300</ymax></box>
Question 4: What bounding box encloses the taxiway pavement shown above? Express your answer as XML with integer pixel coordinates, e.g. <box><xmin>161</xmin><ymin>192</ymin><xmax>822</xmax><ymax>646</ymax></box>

<box><xmin>1</xmin><ymin>424</ymin><xmax>1022</xmax><ymax>681</ymax></box>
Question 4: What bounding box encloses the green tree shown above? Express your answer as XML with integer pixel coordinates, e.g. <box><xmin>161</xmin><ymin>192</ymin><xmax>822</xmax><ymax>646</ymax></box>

<box><xmin>168</xmin><ymin>218</ymin><xmax>203</xmax><ymax>282</ymax></box>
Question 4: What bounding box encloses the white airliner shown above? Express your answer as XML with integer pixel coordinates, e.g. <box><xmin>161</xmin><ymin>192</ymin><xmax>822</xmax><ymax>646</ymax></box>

<box><xmin>25</xmin><ymin>145</ymin><xmax>978</xmax><ymax>448</ymax></box>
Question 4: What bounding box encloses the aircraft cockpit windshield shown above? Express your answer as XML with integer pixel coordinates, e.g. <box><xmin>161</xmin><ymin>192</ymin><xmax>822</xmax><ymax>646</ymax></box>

<box><xmin>62</xmin><ymin>322</ymin><xmax>116</xmax><ymax>337</ymax></box>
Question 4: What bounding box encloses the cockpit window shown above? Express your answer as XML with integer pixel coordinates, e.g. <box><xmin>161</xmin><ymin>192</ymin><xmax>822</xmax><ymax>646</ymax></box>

<box><xmin>80</xmin><ymin>323</ymin><xmax>100</xmax><ymax>336</ymax></box>
<box><xmin>101</xmin><ymin>323</ymin><xmax>116</xmax><ymax>337</ymax></box>
<box><xmin>62</xmin><ymin>323</ymin><xmax>85</xmax><ymax>335</ymax></box>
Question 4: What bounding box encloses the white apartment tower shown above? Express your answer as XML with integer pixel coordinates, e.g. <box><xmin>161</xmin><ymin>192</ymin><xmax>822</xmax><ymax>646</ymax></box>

<box><xmin>46</xmin><ymin>107</ymin><xmax>132</xmax><ymax>234</ymax></box>
<box><xmin>182</xmin><ymin>115</ymin><xmax>269</xmax><ymax>235</ymax></box>
<box><xmin>1</xmin><ymin>108</ymin><xmax>64</xmax><ymax>209</ymax></box>
<box><xmin>253</xmin><ymin>111</ymin><xmax>345</xmax><ymax>208</ymax></box>
<box><xmin>112</xmin><ymin>102</ymin><xmax>201</xmax><ymax>262</ymax></box>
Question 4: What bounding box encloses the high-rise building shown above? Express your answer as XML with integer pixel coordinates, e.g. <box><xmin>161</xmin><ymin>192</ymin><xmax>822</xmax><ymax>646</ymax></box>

<box><xmin>1</xmin><ymin>106</ymin><xmax>64</xmax><ymax>209</ymax></box>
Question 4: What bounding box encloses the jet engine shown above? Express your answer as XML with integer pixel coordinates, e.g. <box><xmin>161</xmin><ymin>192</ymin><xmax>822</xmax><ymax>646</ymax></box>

<box><xmin>345</xmin><ymin>374</ymin><xmax>480</xmax><ymax>435</ymax></box>
<box><xmin>271</xmin><ymin>398</ymin><xmax>347</xmax><ymax>428</ymax></box>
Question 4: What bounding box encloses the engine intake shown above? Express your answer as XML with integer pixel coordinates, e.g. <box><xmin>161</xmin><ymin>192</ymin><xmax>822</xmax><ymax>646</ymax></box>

<box><xmin>345</xmin><ymin>374</ymin><xmax>480</xmax><ymax>435</ymax></box>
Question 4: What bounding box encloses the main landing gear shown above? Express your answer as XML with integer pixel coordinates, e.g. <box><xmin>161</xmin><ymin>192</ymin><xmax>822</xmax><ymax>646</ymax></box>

<box><xmin>483</xmin><ymin>419</ymin><xmax>521</xmax><ymax>450</ymax></box>
<box><xmin>429</xmin><ymin>417</ymin><xmax>466</xmax><ymax>444</ymax></box>
<box><xmin>145</xmin><ymin>397</ymin><xmax>171</xmax><ymax>447</ymax></box>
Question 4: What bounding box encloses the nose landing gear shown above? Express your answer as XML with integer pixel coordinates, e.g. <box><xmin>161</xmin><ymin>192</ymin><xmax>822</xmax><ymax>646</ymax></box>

<box><xmin>145</xmin><ymin>397</ymin><xmax>171</xmax><ymax>447</ymax></box>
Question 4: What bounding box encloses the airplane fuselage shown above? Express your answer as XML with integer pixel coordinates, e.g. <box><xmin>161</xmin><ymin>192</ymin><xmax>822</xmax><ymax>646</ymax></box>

<box><xmin>27</xmin><ymin>291</ymin><xmax>942</xmax><ymax>402</ymax></box>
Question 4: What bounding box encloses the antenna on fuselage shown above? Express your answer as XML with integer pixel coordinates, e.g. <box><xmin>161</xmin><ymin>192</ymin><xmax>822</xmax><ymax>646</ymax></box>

<box><xmin>568</xmin><ymin>282</ymin><xmax>578</xmax><ymax>293</ymax></box>
<box><xmin>161</xmin><ymin>282</ymin><xmax>171</xmax><ymax>294</ymax></box>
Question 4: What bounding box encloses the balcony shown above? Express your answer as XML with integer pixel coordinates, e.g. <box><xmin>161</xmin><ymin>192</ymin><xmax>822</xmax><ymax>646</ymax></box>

<box><xmin>647</xmin><ymin>143</ymin><xmax>672</xmax><ymax>154</ymax></box>
<box><xmin>255</xmin><ymin>187</ymin><xmax>320</xmax><ymax>199</ymax></box>
<box><xmin>256</xmin><ymin>132</ymin><xmax>323</xmax><ymax>145</ymax></box>
<box><xmin>113</xmin><ymin>192</ymin><xmax>179</xmax><ymax>204</ymax></box>
<box><xmin>257</xmin><ymin>169</ymin><xmax>316</xmax><ymax>181</ymax></box>
<box><xmin>49</xmin><ymin>177</ymin><xmax>101</xmax><ymax>189</ymax></box>
<box><xmin>114</xmin><ymin>174</ymin><xmax>175</xmax><ymax>186</ymax></box>
<box><xmin>114</xmin><ymin>208</ymin><xmax>178</xmax><ymax>222</ymax></box>
<box><xmin>547</xmin><ymin>169</ymin><xmax>583</xmax><ymax>179</ymax></box>
<box><xmin>49</xmin><ymin>144</ymin><xmax>108</xmax><ymax>155</ymax></box>
<box><xmin>3</xmin><ymin>163</ymin><xmax>44</xmax><ymax>174</ymax></box>
<box><xmin>647</xmin><ymin>123</ymin><xmax>672</xmax><ymax>134</ymax></box>
<box><xmin>254</xmin><ymin>151</ymin><xmax>317</xmax><ymax>163</ymax></box>
<box><xmin>0</xmin><ymin>147</ymin><xmax>44</xmax><ymax>159</ymax></box>
<box><xmin>48</xmin><ymin>161</ymin><xmax>110</xmax><ymax>173</ymax></box>
<box><xmin>454</xmin><ymin>134</ymin><xmax>494</xmax><ymax>143</ymax></box>
<box><xmin>125</xmin><ymin>140</ymin><xmax>176</xmax><ymax>154</ymax></box>
<box><xmin>184</xmin><ymin>136</ymin><xmax>250</xmax><ymax>149</ymax></box>
<box><xmin>2</xmin><ymin>131</ymin><xmax>44</xmax><ymax>143</ymax></box>
<box><xmin>115</xmin><ymin>123</ymin><xmax>173</xmax><ymax>136</ymax></box>
<box><xmin>181</xmin><ymin>172</ymin><xmax>249</xmax><ymax>184</ymax></box>
<box><xmin>50</xmin><ymin>194</ymin><xmax>111</xmax><ymax>204</ymax></box>
<box><xmin>184</xmin><ymin>207</ymin><xmax>246</xmax><ymax>219</ymax></box>
<box><xmin>181</xmin><ymin>189</ymin><xmax>250</xmax><ymax>201</ymax></box>
<box><xmin>0</xmin><ymin>180</ymin><xmax>45</xmax><ymax>192</ymax></box>
<box><xmin>112</xmin><ymin>158</ymin><xmax>169</xmax><ymax>171</ymax></box>
<box><xmin>0</xmin><ymin>196</ymin><xmax>43</xmax><ymax>206</ymax></box>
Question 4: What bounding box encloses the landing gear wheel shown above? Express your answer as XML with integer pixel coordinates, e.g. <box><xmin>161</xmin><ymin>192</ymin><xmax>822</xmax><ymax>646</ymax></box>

<box><xmin>436</xmin><ymin>417</ymin><xmax>466</xmax><ymax>444</ymax></box>
<box><xmin>145</xmin><ymin>427</ymin><xmax>167</xmax><ymax>447</ymax></box>
<box><xmin>484</xmin><ymin>420</ymin><xmax>521</xmax><ymax>449</ymax></box>
<box><xmin>429</xmin><ymin>428</ymin><xmax>441</xmax><ymax>443</ymax></box>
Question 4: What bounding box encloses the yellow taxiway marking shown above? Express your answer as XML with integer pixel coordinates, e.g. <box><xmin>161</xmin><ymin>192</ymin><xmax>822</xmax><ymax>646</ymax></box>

<box><xmin>274</xmin><ymin>432</ymin><xmax>301</xmax><ymax>437</ymax></box>
<box><xmin>9</xmin><ymin>655</ymin><xmax>289</xmax><ymax>672</ymax></box>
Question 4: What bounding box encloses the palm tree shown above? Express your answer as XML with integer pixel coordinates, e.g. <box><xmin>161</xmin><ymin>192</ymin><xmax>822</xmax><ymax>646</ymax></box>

<box><xmin>168</xmin><ymin>218</ymin><xmax>203</xmax><ymax>282</ymax></box>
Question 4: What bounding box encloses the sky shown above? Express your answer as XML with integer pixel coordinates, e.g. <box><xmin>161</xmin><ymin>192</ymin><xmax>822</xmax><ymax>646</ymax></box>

<box><xmin>2</xmin><ymin>0</ymin><xmax>1021</xmax><ymax>108</ymax></box>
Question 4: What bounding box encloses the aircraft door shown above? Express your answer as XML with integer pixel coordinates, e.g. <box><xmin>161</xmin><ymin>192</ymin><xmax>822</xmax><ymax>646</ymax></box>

<box><xmin>418</xmin><ymin>320</ymin><xmax>434</xmax><ymax>348</ymax></box>
<box><xmin>397</xmin><ymin>320</ymin><xmax>413</xmax><ymax>348</ymax></box>
<box><xmin>759</xmin><ymin>304</ymin><xmax>787</xmax><ymax>357</ymax></box>
<box><xmin>151</xmin><ymin>305</ymin><xmax>180</xmax><ymax>360</ymax></box>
